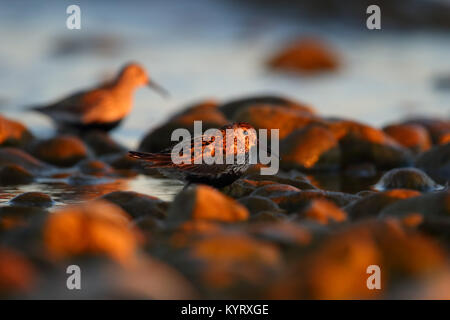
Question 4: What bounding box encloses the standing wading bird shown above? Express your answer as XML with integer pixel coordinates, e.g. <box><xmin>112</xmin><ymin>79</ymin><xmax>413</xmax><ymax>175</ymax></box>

<box><xmin>31</xmin><ymin>62</ymin><xmax>168</xmax><ymax>132</ymax></box>
<box><xmin>128</xmin><ymin>122</ymin><xmax>265</xmax><ymax>188</ymax></box>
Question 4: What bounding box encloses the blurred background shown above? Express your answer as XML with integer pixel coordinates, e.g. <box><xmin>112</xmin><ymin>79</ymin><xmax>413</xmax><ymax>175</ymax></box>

<box><xmin>0</xmin><ymin>0</ymin><xmax>449</xmax><ymax>149</ymax></box>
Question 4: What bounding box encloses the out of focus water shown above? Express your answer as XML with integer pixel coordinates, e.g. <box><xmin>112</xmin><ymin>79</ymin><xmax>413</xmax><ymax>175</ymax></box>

<box><xmin>0</xmin><ymin>0</ymin><xmax>449</xmax><ymax>204</ymax></box>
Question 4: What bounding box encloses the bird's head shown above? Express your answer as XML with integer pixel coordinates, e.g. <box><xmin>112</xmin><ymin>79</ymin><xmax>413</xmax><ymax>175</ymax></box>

<box><xmin>119</xmin><ymin>62</ymin><xmax>169</xmax><ymax>97</ymax></box>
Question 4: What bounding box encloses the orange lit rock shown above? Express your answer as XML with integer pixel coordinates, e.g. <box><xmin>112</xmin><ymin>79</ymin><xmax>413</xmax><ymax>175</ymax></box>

<box><xmin>0</xmin><ymin>248</ymin><xmax>35</xmax><ymax>296</ymax></box>
<box><xmin>221</xmin><ymin>178</ymin><xmax>277</xmax><ymax>198</ymax></box>
<box><xmin>0</xmin><ymin>115</ymin><xmax>33</xmax><ymax>147</ymax></box>
<box><xmin>31</xmin><ymin>135</ymin><xmax>88</xmax><ymax>167</ymax></box>
<box><xmin>168</xmin><ymin>185</ymin><xmax>249</xmax><ymax>225</ymax></box>
<box><xmin>384</xmin><ymin>124</ymin><xmax>432</xmax><ymax>152</ymax></box>
<box><xmin>298</xmin><ymin>199</ymin><xmax>347</xmax><ymax>224</ymax></box>
<box><xmin>280</xmin><ymin>125</ymin><xmax>340</xmax><ymax>170</ymax></box>
<box><xmin>269</xmin><ymin>38</ymin><xmax>339</xmax><ymax>74</ymax></box>
<box><xmin>405</xmin><ymin>118</ymin><xmax>450</xmax><ymax>145</ymax></box>
<box><xmin>233</xmin><ymin>104</ymin><xmax>318</xmax><ymax>139</ymax></box>
<box><xmin>44</xmin><ymin>200</ymin><xmax>139</xmax><ymax>264</ymax></box>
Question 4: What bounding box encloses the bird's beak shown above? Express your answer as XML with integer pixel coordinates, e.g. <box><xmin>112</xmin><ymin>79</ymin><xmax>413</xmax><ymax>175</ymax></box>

<box><xmin>148</xmin><ymin>80</ymin><xmax>170</xmax><ymax>98</ymax></box>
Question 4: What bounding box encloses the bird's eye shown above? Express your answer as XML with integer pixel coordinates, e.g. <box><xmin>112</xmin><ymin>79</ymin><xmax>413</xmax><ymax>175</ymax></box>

<box><xmin>243</xmin><ymin>130</ymin><xmax>248</xmax><ymax>136</ymax></box>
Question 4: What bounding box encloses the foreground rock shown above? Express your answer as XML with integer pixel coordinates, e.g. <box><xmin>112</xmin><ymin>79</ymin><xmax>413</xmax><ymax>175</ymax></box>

<box><xmin>374</xmin><ymin>168</ymin><xmax>443</xmax><ymax>192</ymax></box>
<box><xmin>101</xmin><ymin>191</ymin><xmax>168</xmax><ymax>219</ymax></box>
<box><xmin>30</xmin><ymin>135</ymin><xmax>88</xmax><ymax>167</ymax></box>
<box><xmin>294</xmin><ymin>199</ymin><xmax>347</xmax><ymax>224</ymax></box>
<box><xmin>0</xmin><ymin>165</ymin><xmax>34</xmax><ymax>185</ymax></box>
<box><xmin>0</xmin><ymin>114</ymin><xmax>33</xmax><ymax>147</ymax></box>
<box><xmin>167</xmin><ymin>185</ymin><xmax>249</xmax><ymax>225</ymax></box>
<box><xmin>0</xmin><ymin>248</ymin><xmax>35</xmax><ymax>297</ymax></box>
<box><xmin>44</xmin><ymin>200</ymin><xmax>139</xmax><ymax>265</ymax></box>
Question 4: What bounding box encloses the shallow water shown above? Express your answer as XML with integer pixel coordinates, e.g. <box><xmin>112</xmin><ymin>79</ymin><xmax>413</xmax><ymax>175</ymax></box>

<box><xmin>0</xmin><ymin>0</ymin><xmax>449</xmax><ymax>205</ymax></box>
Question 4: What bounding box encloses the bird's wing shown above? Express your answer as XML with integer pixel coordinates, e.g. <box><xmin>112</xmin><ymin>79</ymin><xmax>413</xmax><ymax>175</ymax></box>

<box><xmin>32</xmin><ymin>89</ymin><xmax>112</xmax><ymax>124</ymax></box>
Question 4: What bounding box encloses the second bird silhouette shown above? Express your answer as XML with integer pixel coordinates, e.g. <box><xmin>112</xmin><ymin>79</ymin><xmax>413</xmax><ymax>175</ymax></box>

<box><xmin>31</xmin><ymin>62</ymin><xmax>168</xmax><ymax>132</ymax></box>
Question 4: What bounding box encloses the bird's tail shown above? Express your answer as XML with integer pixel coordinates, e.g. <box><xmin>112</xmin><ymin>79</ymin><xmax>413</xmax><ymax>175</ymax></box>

<box><xmin>128</xmin><ymin>151</ymin><xmax>173</xmax><ymax>168</ymax></box>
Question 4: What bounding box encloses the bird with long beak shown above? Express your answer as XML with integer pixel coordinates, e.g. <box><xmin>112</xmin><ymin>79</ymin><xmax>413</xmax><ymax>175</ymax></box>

<box><xmin>129</xmin><ymin>122</ymin><xmax>278</xmax><ymax>188</ymax></box>
<box><xmin>31</xmin><ymin>62</ymin><xmax>168</xmax><ymax>132</ymax></box>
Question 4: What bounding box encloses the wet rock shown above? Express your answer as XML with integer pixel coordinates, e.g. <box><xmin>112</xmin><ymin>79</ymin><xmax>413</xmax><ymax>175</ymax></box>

<box><xmin>415</xmin><ymin>143</ymin><xmax>450</xmax><ymax>184</ymax></box>
<box><xmin>82</xmin><ymin>131</ymin><xmax>125</xmax><ymax>156</ymax></box>
<box><xmin>332</xmin><ymin>120</ymin><xmax>413</xmax><ymax>169</ymax></box>
<box><xmin>233</xmin><ymin>104</ymin><xmax>318</xmax><ymax>139</ymax></box>
<box><xmin>221</xmin><ymin>178</ymin><xmax>276</xmax><ymax>198</ymax></box>
<box><xmin>249</xmin><ymin>211</ymin><xmax>287</xmax><ymax>223</ymax></box>
<box><xmin>219</xmin><ymin>95</ymin><xmax>315</xmax><ymax>120</ymax></box>
<box><xmin>269</xmin><ymin>190</ymin><xmax>359</xmax><ymax>212</ymax></box>
<box><xmin>9</xmin><ymin>192</ymin><xmax>53</xmax><ymax>208</ymax></box>
<box><xmin>104</xmin><ymin>152</ymin><xmax>141</xmax><ymax>171</ymax></box>
<box><xmin>267</xmin><ymin>220</ymin><xmax>446</xmax><ymax>299</ymax></box>
<box><xmin>374</xmin><ymin>168</ymin><xmax>443</xmax><ymax>192</ymax></box>
<box><xmin>294</xmin><ymin>199</ymin><xmax>347</xmax><ymax>224</ymax></box>
<box><xmin>238</xmin><ymin>196</ymin><xmax>283</xmax><ymax>215</ymax></box>
<box><xmin>344</xmin><ymin>189</ymin><xmax>421</xmax><ymax>220</ymax></box>
<box><xmin>383</xmin><ymin>124</ymin><xmax>432</xmax><ymax>153</ymax></box>
<box><xmin>0</xmin><ymin>148</ymin><xmax>49</xmax><ymax>173</ymax></box>
<box><xmin>0</xmin><ymin>165</ymin><xmax>34</xmax><ymax>185</ymax></box>
<box><xmin>44</xmin><ymin>200</ymin><xmax>139</xmax><ymax>264</ymax></box>
<box><xmin>250</xmin><ymin>184</ymin><xmax>301</xmax><ymax>198</ymax></box>
<box><xmin>268</xmin><ymin>38</ymin><xmax>339</xmax><ymax>74</ymax></box>
<box><xmin>79</xmin><ymin>160</ymin><xmax>114</xmax><ymax>177</ymax></box>
<box><xmin>280</xmin><ymin>125</ymin><xmax>340</xmax><ymax>171</ymax></box>
<box><xmin>30</xmin><ymin>135</ymin><xmax>88</xmax><ymax>167</ymax></box>
<box><xmin>101</xmin><ymin>191</ymin><xmax>168</xmax><ymax>219</ymax></box>
<box><xmin>167</xmin><ymin>185</ymin><xmax>249</xmax><ymax>225</ymax></box>
<box><xmin>0</xmin><ymin>248</ymin><xmax>35</xmax><ymax>297</ymax></box>
<box><xmin>0</xmin><ymin>114</ymin><xmax>33</xmax><ymax>147</ymax></box>
<box><xmin>138</xmin><ymin>100</ymin><xmax>227</xmax><ymax>152</ymax></box>
<box><xmin>405</xmin><ymin>118</ymin><xmax>450</xmax><ymax>145</ymax></box>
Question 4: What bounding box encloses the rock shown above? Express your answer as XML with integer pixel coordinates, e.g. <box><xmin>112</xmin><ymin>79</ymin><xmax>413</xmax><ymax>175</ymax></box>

<box><xmin>332</xmin><ymin>120</ymin><xmax>413</xmax><ymax>169</ymax></box>
<box><xmin>267</xmin><ymin>220</ymin><xmax>446</xmax><ymax>299</ymax></box>
<box><xmin>249</xmin><ymin>211</ymin><xmax>287</xmax><ymax>223</ymax></box>
<box><xmin>78</xmin><ymin>160</ymin><xmax>114</xmax><ymax>177</ymax></box>
<box><xmin>269</xmin><ymin>190</ymin><xmax>359</xmax><ymax>212</ymax></box>
<box><xmin>268</xmin><ymin>38</ymin><xmax>339</xmax><ymax>74</ymax></box>
<box><xmin>221</xmin><ymin>178</ymin><xmax>277</xmax><ymax>198</ymax></box>
<box><xmin>0</xmin><ymin>115</ymin><xmax>33</xmax><ymax>147</ymax></box>
<box><xmin>0</xmin><ymin>206</ymin><xmax>48</xmax><ymax>232</ymax></box>
<box><xmin>280</xmin><ymin>125</ymin><xmax>340</xmax><ymax>171</ymax></box>
<box><xmin>43</xmin><ymin>200</ymin><xmax>139</xmax><ymax>264</ymax></box>
<box><xmin>30</xmin><ymin>135</ymin><xmax>88</xmax><ymax>167</ymax></box>
<box><xmin>294</xmin><ymin>199</ymin><xmax>347</xmax><ymax>224</ymax></box>
<box><xmin>82</xmin><ymin>131</ymin><xmax>125</xmax><ymax>156</ymax></box>
<box><xmin>233</xmin><ymin>104</ymin><xmax>318</xmax><ymax>139</ymax></box>
<box><xmin>138</xmin><ymin>100</ymin><xmax>228</xmax><ymax>152</ymax></box>
<box><xmin>379</xmin><ymin>191</ymin><xmax>450</xmax><ymax>218</ymax></box>
<box><xmin>190</xmin><ymin>232</ymin><xmax>281</xmax><ymax>292</ymax></box>
<box><xmin>247</xmin><ymin>221</ymin><xmax>311</xmax><ymax>247</ymax></box>
<box><xmin>238</xmin><ymin>196</ymin><xmax>283</xmax><ymax>215</ymax></box>
<box><xmin>244</xmin><ymin>173</ymin><xmax>317</xmax><ymax>190</ymax></box>
<box><xmin>415</xmin><ymin>143</ymin><xmax>450</xmax><ymax>184</ymax></box>
<box><xmin>9</xmin><ymin>192</ymin><xmax>53</xmax><ymax>208</ymax></box>
<box><xmin>0</xmin><ymin>248</ymin><xmax>35</xmax><ymax>297</ymax></box>
<box><xmin>0</xmin><ymin>148</ymin><xmax>49</xmax><ymax>173</ymax></box>
<box><xmin>0</xmin><ymin>165</ymin><xmax>34</xmax><ymax>185</ymax></box>
<box><xmin>405</xmin><ymin>118</ymin><xmax>450</xmax><ymax>145</ymax></box>
<box><xmin>250</xmin><ymin>184</ymin><xmax>301</xmax><ymax>198</ymax></box>
<box><xmin>373</xmin><ymin>168</ymin><xmax>443</xmax><ymax>192</ymax></box>
<box><xmin>383</xmin><ymin>124</ymin><xmax>432</xmax><ymax>153</ymax></box>
<box><xmin>219</xmin><ymin>95</ymin><xmax>315</xmax><ymax>120</ymax></box>
<box><xmin>167</xmin><ymin>185</ymin><xmax>249</xmax><ymax>225</ymax></box>
<box><xmin>101</xmin><ymin>191</ymin><xmax>168</xmax><ymax>219</ymax></box>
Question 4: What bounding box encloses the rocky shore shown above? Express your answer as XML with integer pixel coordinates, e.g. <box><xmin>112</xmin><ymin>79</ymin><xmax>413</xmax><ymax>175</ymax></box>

<box><xmin>0</xmin><ymin>96</ymin><xmax>449</xmax><ymax>299</ymax></box>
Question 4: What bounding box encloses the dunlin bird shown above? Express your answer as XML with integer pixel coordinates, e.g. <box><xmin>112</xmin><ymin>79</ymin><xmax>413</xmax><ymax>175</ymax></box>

<box><xmin>129</xmin><ymin>122</ymin><xmax>260</xmax><ymax>188</ymax></box>
<box><xmin>31</xmin><ymin>62</ymin><xmax>168</xmax><ymax>132</ymax></box>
